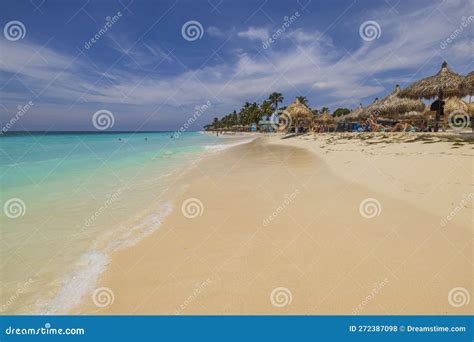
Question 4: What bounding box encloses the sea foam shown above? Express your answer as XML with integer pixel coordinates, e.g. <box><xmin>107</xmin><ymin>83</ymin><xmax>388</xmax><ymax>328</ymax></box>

<box><xmin>204</xmin><ymin>137</ymin><xmax>256</xmax><ymax>152</ymax></box>
<box><xmin>38</xmin><ymin>203</ymin><xmax>173</xmax><ymax>314</ymax></box>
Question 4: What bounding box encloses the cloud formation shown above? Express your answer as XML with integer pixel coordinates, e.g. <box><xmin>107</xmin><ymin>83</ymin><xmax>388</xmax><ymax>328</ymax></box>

<box><xmin>237</xmin><ymin>27</ymin><xmax>270</xmax><ymax>41</ymax></box>
<box><xmin>0</xmin><ymin>0</ymin><xmax>472</xmax><ymax>130</ymax></box>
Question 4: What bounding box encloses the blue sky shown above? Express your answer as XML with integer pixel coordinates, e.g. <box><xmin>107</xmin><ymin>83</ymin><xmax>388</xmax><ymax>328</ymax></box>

<box><xmin>0</xmin><ymin>0</ymin><xmax>472</xmax><ymax>131</ymax></box>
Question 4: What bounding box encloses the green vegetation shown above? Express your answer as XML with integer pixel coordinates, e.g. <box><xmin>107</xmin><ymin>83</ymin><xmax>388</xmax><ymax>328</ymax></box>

<box><xmin>333</xmin><ymin>108</ymin><xmax>350</xmax><ymax>117</ymax></box>
<box><xmin>296</xmin><ymin>96</ymin><xmax>309</xmax><ymax>107</ymax></box>
<box><xmin>268</xmin><ymin>92</ymin><xmax>284</xmax><ymax>110</ymax></box>
<box><xmin>205</xmin><ymin>93</ymin><xmax>286</xmax><ymax>130</ymax></box>
<box><xmin>204</xmin><ymin>93</ymin><xmax>340</xmax><ymax>130</ymax></box>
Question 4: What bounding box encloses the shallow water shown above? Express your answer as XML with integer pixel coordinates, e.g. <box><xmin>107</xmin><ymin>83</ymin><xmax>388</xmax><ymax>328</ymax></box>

<box><xmin>0</xmin><ymin>131</ymin><xmax>251</xmax><ymax>314</ymax></box>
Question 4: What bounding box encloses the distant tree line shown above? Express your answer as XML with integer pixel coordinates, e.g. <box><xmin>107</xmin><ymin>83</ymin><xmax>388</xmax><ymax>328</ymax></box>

<box><xmin>204</xmin><ymin>92</ymin><xmax>350</xmax><ymax>130</ymax></box>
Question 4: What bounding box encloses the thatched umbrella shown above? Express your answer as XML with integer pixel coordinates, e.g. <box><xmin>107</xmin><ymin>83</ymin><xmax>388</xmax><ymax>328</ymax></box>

<box><xmin>370</xmin><ymin>85</ymin><xmax>425</xmax><ymax>119</ymax></box>
<box><xmin>281</xmin><ymin>97</ymin><xmax>313</xmax><ymax>132</ymax></box>
<box><xmin>442</xmin><ymin>97</ymin><xmax>468</xmax><ymax>126</ymax></box>
<box><xmin>314</xmin><ymin>111</ymin><xmax>334</xmax><ymax>123</ymax></box>
<box><xmin>313</xmin><ymin>111</ymin><xmax>336</xmax><ymax>131</ymax></box>
<box><xmin>444</xmin><ymin>97</ymin><xmax>468</xmax><ymax>114</ymax></box>
<box><xmin>460</xmin><ymin>71</ymin><xmax>474</xmax><ymax>97</ymax></box>
<box><xmin>339</xmin><ymin>104</ymin><xmax>366</xmax><ymax>122</ymax></box>
<box><xmin>468</xmin><ymin>103</ymin><xmax>474</xmax><ymax>116</ymax></box>
<box><xmin>363</xmin><ymin>97</ymin><xmax>381</xmax><ymax>118</ymax></box>
<box><xmin>399</xmin><ymin>61</ymin><xmax>467</xmax><ymax>131</ymax></box>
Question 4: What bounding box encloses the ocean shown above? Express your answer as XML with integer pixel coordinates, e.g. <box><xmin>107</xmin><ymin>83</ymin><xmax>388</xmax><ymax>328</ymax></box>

<box><xmin>0</xmin><ymin>131</ymin><xmax>252</xmax><ymax>314</ymax></box>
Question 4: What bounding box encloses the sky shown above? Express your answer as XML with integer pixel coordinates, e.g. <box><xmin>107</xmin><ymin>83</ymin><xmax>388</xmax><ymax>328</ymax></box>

<box><xmin>0</xmin><ymin>0</ymin><xmax>472</xmax><ymax>131</ymax></box>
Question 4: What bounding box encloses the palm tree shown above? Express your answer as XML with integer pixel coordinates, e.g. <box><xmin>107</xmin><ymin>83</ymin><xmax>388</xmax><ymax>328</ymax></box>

<box><xmin>268</xmin><ymin>92</ymin><xmax>284</xmax><ymax>111</ymax></box>
<box><xmin>221</xmin><ymin>114</ymin><xmax>231</xmax><ymax>128</ymax></box>
<box><xmin>260</xmin><ymin>100</ymin><xmax>273</xmax><ymax>118</ymax></box>
<box><xmin>320</xmin><ymin>106</ymin><xmax>329</xmax><ymax>113</ymax></box>
<box><xmin>230</xmin><ymin>110</ymin><xmax>238</xmax><ymax>126</ymax></box>
<box><xmin>248</xmin><ymin>102</ymin><xmax>261</xmax><ymax>124</ymax></box>
<box><xmin>212</xmin><ymin>117</ymin><xmax>219</xmax><ymax>129</ymax></box>
<box><xmin>296</xmin><ymin>96</ymin><xmax>309</xmax><ymax>107</ymax></box>
<box><xmin>238</xmin><ymin>102</ymin><xmax>253</xmax><ymax>125</ymax></box>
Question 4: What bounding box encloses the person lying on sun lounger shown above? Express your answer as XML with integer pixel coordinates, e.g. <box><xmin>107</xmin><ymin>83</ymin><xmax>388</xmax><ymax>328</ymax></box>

<box><xmin>390</xmin><ymin>122</ymin><xmax>414</xmax><ymax>132</ymax></box>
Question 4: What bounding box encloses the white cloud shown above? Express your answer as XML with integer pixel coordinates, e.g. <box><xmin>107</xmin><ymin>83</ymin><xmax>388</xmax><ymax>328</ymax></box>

<box><xmin>1</xmin><ymin>0</ymin><xmax>472</xmax><ymax>128</ymax></box>
<box><xmin>106</xmin><ymin>34</ymin><xmax>173</xmax><ymax>67</ymax></box>
<box><xmin>237</xmin><ymin>27</ymin><xmax>269</xmax><ymax>41</ymax></box>
<box><xmin>284</xmin><ymin>29</ymin><xmax>333</xmax><ymax>47</ymax></box>
<box><xmin>207</xmin><ymin>26</ymin><xmax>225</xmax><ymax>37</ymax></box>
<box><xmin>0</xmin><ymin>41</ymin><xmax>81</xmax><ymax>82</ymax></box>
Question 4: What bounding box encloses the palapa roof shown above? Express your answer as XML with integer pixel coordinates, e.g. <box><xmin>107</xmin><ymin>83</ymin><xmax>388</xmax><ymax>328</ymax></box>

<box><xmin>363</xmin><ymin>98</ymin><xmax>378</xmax><ymax>116</ymax></box>
<box><xmin>424</xmin><ymin>98</ymin><xmax>469</xmax><ymax>122</ymax></box>
<box><xmin>359</xmin><ymin>97</ymin><xmax>382</xmax><ymax>119</ymax></box>
<box><xmin>369</xmin><ymin>85</ymin><xmax>425</xmax><ymax>118</ymax></box>
<box><xmin>443</xmin><ymin>97</ymin><xmax>468</xmax><ymax>116</ymax></box>
<box><xmin>282</xmin><ymin>97</ymin><xmax>313</xmax><ymax>119</ymax></box>
<box><xmin>468</xmin><ymin>102</ymin><xmax>474</xmax><ymax>115</ymax></box>
<box><xmin>460</xmin><ymin>71</ymin><xmax>474</xmax><ymax>96</ymax></box>
<box><xmin>338</xmin><ymin>105</ymin><xmax>366</xmax><ymax>122</ymax></box>
<box><xmin>281</xmin><ymin>98</ymin><xmax>313</xmax><ymax>128</ymax></box>
<box><xmin>314</xmin><ymin>111</ymin><xmax>335</xmax><ymax>122</ymax></box>
<box><xmin>400</xmin><ymin>61</ymin><xmax>466</xmax><ymax>99</ymax></box>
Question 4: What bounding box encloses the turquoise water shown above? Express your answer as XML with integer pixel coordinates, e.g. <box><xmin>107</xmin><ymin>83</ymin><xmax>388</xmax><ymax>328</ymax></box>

<box><xmin>0</xmin><ymin>132</ymin><xmax>249</xmax><ymax>314</ymax></box>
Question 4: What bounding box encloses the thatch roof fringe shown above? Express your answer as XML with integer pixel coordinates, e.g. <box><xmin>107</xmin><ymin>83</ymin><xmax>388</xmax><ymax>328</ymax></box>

<box><xmin>400</xmin><ymin>61</ymin><xmax>466</xmax><ymax>99</ymax></box>
<box><xmin>281</xmin><ymin>97</ymin><xmax>313</xmax><ymax>128</ymax></box>
<box><xmin>460</xmin><ymin>70</ymin><xmax>474</xmax><ymax>96</ymax></box>
<box><xmin>369</xmin><ymin>85</ymin><xmax>425</xmax><ymax>118</ymax></box>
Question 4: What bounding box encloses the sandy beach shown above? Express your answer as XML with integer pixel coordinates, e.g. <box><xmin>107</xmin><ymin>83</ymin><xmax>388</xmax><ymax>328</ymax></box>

<box><xmin>73</xmin><ymin>133</ymin><xmax>472</xmax><ymax>315</ymax></box>
<box><xmin>4</xmin><ymin>2</ymin><xmax>474</xmax><ymax>340</ymax></box>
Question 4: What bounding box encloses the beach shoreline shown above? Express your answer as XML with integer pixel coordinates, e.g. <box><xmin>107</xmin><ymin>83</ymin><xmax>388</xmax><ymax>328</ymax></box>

<box><xmin>75</xmin><ymin>133</ymin><xmax>473</xmax><ymax>315</ymax></box>
<box><xmin>0</xmin><ymin>132</ymin><xmax>260</xmax><ymax>315</ymax></box>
